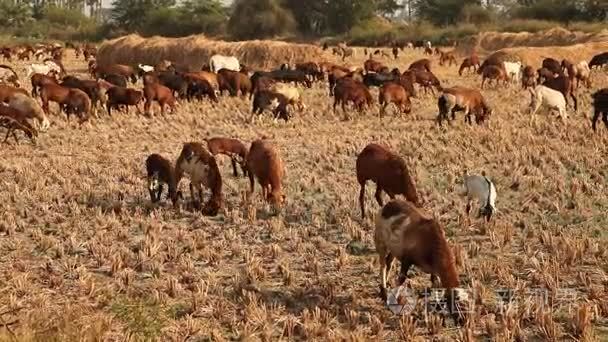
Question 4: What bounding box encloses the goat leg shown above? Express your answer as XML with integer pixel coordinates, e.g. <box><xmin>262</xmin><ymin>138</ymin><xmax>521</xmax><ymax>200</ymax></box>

<box><xmin>398</xmin><ymin>259</ymin><xmax>412</xmax><ymax>285</ymax></box>
<box><xmin>231</xmin><ymin>157</ymin><xmax>239</xmax><ymax>177</ymax></box>
<box><xmin>359</xmin><ymin>183</ymin><xmax>366</xmax><ymax>219</ymax></box>
<box><xmin>374</xmin><ymin>186</ymin><xmax>384</xmax><ymax>207</ymax></box>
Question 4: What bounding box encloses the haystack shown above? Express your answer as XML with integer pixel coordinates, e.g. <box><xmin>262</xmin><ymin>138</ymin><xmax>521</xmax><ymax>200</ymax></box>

<box><xmin>456</xmin><ymin>27</ymin><xmax>608</xmax><ymax>67</ymax></box>
<box><xmin>97</xmin><ymin>34</ymin><xmax>326</xmax><ymax>71</ymax></box>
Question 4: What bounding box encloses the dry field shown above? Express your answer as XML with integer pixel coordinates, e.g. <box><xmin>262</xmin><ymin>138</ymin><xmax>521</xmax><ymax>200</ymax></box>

<box><xmin>1</xmin><ymin>45</ymin><xmax>608</xmax><ymax>341</ymax></box>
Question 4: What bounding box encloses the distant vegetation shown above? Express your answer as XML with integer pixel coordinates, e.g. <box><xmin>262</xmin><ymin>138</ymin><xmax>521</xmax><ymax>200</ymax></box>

<box><xmin>0</xmin><ymin>0</ymin><xmax>607</xmax><ymax>43</ymax></box>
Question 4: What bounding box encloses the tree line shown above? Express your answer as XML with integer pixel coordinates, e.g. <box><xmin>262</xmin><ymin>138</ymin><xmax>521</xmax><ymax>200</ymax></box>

<box><xmin>0</xmin><ymin>0</ymin><xmax>606</xmax><ymax>41</ymax></box>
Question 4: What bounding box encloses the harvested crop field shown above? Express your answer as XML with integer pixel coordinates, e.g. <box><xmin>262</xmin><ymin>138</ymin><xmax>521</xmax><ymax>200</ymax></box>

<box><xmin>1</xmin><ymin>43</ymin><xmax>608</xmax><ymax>341</ymax></box>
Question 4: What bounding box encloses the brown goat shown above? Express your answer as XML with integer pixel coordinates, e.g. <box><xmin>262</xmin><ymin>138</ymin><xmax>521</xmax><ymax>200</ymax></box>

<box><xmin>333</xmin><ymin>78</ymin><xmax>373</xmax><ymax>114</ymax></box>
<box><xmin>374</xmin><ymin>199</ymin><xmax>465</xmax><ymax>324</ymax></box>
<box><xmin>40</xmin><ymin>83</ymin><xmax>71</xmax><ymax>115</ymax></box>
<box><xmin>205</xmin><ymin>137</ymin><xmax>249</xmax><ymax>177</ymax></box>
<box><xmin>542</xmin><ymin>58</ymin><xmax>562</xmax><ymax>75</ymax></box>
<box><xmin>481</xmin><ymin>65</ymin><xmax>508</xmax><ymax>89</ymax></box>
<box><xmin>439</xmin><ymin>51</ymin><xmax>457</xmax><ymax>67</ymax></box>
<box><xmin>412</xmin><ymin>69</ymin><xmax>441</xmax><ymax>95</ymax></box>
<box><xmin>93</xmin><ymin>63</ymin><xmax>137</xmax><ymax>83</ymax></box>
<box><xmin>458</xmin><ymin>55</ymin><xmax>480</xmax><ymax>75</ymax></box>
<box><xmin>438</xmin><ymin>86</ymin><xmax>492</xmax><ymax>126</ymax></box>
<box><xmin>0</xmin><ymin>104</ymin><xmax>38</xmax><ymax>144</ymax></box>
<box><xmin>364</xmin><ymin>59</ymin><xmax>387</xmax><ymax>73</ymax></box>
<box><xmin>63</xmin><ymin>88</ymin><xmax>92</xmax><ymax>123</ymax></box>
<box><xmin>31</xmin><ymin>73</ymin><xmax>58</xmax><ymax>97</ymax></box>
<box><xmin>106</xmin><ymin>87</ymin><xmax>144</xmax><ymax>116</ymax></box>
<box><xmin>379</xmin><ymin>82</ymin><xmax>411</xmax><ymax>116</ymax></box>
<box><xmin>356</xmin><ymin>143</ymin><xmax>420</xmax><ymax>219</ymax></box>
<box><xmin>521</xmin><ymin>65</ymin><xmax>536</xmax><ymax>89</ymax></box>
<box><xmin>143</xmin><ymin>74</ymin><xmax>176</xmax><ymax>115</ymax></box>
<box><xmin>218</xmin><ymin>69</ymin><xmax>251</xmax><ymax>97</ymax></box>
<box><xmin>408</xmin><ymin>59</ymin><xmax>432</xmax><ymax>72</ymax></box>
<box><xmin>146</xmin><ymin>153</ymin><xmax>182</xmax><ymax>205</ymax></box>
<box><xmin>246</xmin><ymin>138</ymin><xmax>285</xmax><ymax>210</ymax></box>
<box><xmin>175</xmin><ymin>142</ymin><xmax>223</xmax><ymax>216</ymax></box>
<box><xmin>0</xmin><ymin>84</ymin><xmax>28</xmax><ymax>103</ymax></box>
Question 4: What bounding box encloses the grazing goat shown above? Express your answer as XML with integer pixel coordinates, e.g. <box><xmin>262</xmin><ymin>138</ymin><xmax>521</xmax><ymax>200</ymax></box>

<box><xmin>457</xmin><ymin>172</ymin><xmax>497</xmax><ymax>222</ymax></box>
<box><xmin>437</xmin><ymin>87</ymin><xmax>491</xmax><ymax>126</ymax></box>
<box><xmin>269</xmin><ymin>82</ymin><xmax>305</xmax><ymax>111</ymax></box>
<box><xmin>529</xmin><ymin>85</ymin><xmax>568</xmax><ymax>120</ymax></box>
<box><xmin>175</xmin><ymin>142</ymin><xmax>223</xmax><ymax>216</ymax></box>
<box><xmin>333</xmin><ymin>78</ymin><xmax>373</xmax><ymax>114</ymax></box>
<box><xmin>589</xmin><ymin>52</ymin><xmax>608</xmax><ymax>69</ymax></box>
<box><xmin>412</xmin><ymin>69</ymin><xmax>441</xmax><ymax>95</ymax></box>
<box><xmin>143</xmin><ymin>73</ymin><xmax>176</xmax><ymax>115</ymax></box>
<box><xmin>408</xmin><ymin>59</ymin><xmax>431</xmax><ymax>72</ymax></box>
<box><xmin>205</xmin><ymin>137</ymin><xmax>249</xmax><ymax>177</ymax></box>
<box><xmin>0</xmin><ymin>104</ymin><xmax>38</xmax><ymax>144</ymax></box>
<box><xmin>356</xmin><ymin>143</ymin><xmax>420</xmax><ymax>219</ymax></box>
<box><xmin>146</xmin><ymin>153</ymin><xmax>181</xmax><ymax>205</ymax></box>
<box><xmin>8</xmin><ymin>93</ymin><xmax>50</xmax><ymax>131</ymax></box>
<box><xmin>251</xmin><ymin>90</ymin><xmax>290</xmax><ymax>121</ymax></box>
<box><xmin>542</xmin><ymin>75</ymin><xmax>577</xmax><ymax>111</ymax></box>
<box><xmin>246</xmin><ymin>138</ymin><xmax>285</xmax><ymax>210</ymax></box>
<box><xmin>378</xmin><ymin>82</ymin><xmax>411</xmax><ymax>116</ymax></box>
<box><xmin>481</xmin><ymin>65</ymin><xmax>508</xmax><ymax>89</ymax></box>
<box><xmin>458</xmin><ymin>55</ymin><xmax>480</xmax><ymax>75</ymax></box>
<box><xmin>374</xmin><ymin>199</ymin><xmax>466</xmax><ymax>324</ymax></box>
<box><xmin>591</xmin><ymin>88</ymin><xmax>608</xmax><ymax>132</ymax></box>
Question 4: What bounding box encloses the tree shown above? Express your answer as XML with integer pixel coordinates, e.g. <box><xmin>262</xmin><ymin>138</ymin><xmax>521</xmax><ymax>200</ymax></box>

<box><xmin>583</xmin><ymin>0</ymin><xmax>608</xmax><ymax>20</ymax></box>
<box><xmin>0</xmin><ymin>0</ymin><xmax>33</xmax><ymax>27</ymax></box>
<box><xmin>414</xmin><ymin>0</ymin><xmax>481</xmax><ymax>25</ymax></box>
<box><xmin>228</xmin><ymin>0</ymin><xmax>296</xmax><ymax>39</ymax></box>
<box><xmin>111</xmin><ymin>0</ymin><xmax>175</xmax><ymax>31</ymax></box>
<box><xmin>376</xmin><ymin>0</ymin><xmax>402</xmax><ymax>17</ymax></box>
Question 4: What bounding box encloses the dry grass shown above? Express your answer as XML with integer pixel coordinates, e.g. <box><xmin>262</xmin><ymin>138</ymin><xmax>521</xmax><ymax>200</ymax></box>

<box><xmin>97</xmin><ymin>34</ymin><xmax>326</xmax><ymax>70</ymax></box>
<box><xmin>1</xmin><ymin>41</ymin><xmax>608</xmax><ymax>341</ymax></box>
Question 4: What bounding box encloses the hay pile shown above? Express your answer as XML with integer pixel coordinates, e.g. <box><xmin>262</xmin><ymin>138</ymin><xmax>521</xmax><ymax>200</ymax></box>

<box><xmin>97</xmin><ymin>34</ymin><xmax>326</xmax><ymax>70</ymax></box>
<box><xmin>456</xmin><ymin>27</ymin><xmax>608</xmax><ymax>67</ymax></box>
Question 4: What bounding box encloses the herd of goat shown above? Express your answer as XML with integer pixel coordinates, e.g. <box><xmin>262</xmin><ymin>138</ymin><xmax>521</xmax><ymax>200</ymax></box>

<box><xmin>0</xmin><ymin>40</ymin><xmax>606</xmax><ymax>325</ymax></box>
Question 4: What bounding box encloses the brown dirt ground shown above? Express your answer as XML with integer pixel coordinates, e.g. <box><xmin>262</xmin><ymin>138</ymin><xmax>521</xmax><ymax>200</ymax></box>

<box><xmin>0</xmin><ymin>45</ymin><xmax>607</xmax><ymax>341</ymax></box>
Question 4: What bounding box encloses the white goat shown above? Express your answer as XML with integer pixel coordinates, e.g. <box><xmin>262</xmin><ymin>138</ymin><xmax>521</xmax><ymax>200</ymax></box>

<box><xmin>138</xmin><ymin>63</ymin><xmax>154</xmax><ymax>73</ymax></box>
<box><xmin>457</xmin><ymin>172</ymin><xmax>497</xmax><ymax>222</ymax></box>
<box><xmin>503</xmin><ymin>61</ymin><xmax>522</xmax><ymax>84</ymax></box>
<box><xmin>209</xmin><ymin>54</ymin><xmax>240</xmax><ymax>73</ymax></box>
<box><xmin>529</xmin><ymin>85</ymin><xmax>568</xmax><ymax>120</ymax></box>
<box><xmin>26</xmin><ymin>61</ymin><xmax>62</xmax><ymax>78</ymax></box>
